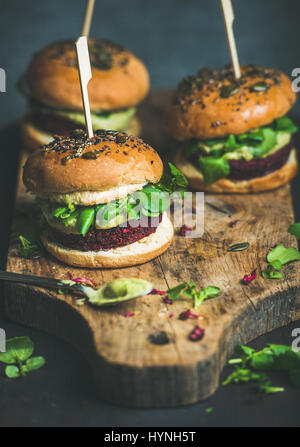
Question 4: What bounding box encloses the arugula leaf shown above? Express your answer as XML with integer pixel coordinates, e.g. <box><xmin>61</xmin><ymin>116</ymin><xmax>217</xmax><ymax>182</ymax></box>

<box><xmin>156</xmin><ymin>162</ymin><xmax>188</xmax><ymax>194</ymax></box>
<box><xmin>262</xmin><ymin>267</ymin><xmax>284</xmax><ymax>279</ymax></box>
<box><xmin>198</xmin><ymin>156</ymin><xmax>230</xmax><ymax>185</ymax></box>
<box><xmin>222</xmin><ymin>368</ymin><xmax>263</xmax><ymax>386</ymax></box>
<box><xmin>267</xmin><ymin>244</ymin><xmax>300</xmax><ymax>265</ymax></box>
<box><xmin>5</xmin><ymin>365</ymin><xmax>20</xmax><ymax>379</ymax></box>
<box><xmin>18</xmin><ymin>218</ymin><xmax>44</xmax><ymax>259</ymax></box>
<box><xmin>0</xmin><ymin>337</ymin><xmax>34</xmax><ymax>364</ymax></box>
<box><xmin>225</xmin><ymin>134</ymin><xmax>241</xmax><ymax>150</ymax></box>
<box><xmin>169</xmin><ymin>163</ymin><xmax>189</xmax><ymax>188</ymax></box>
<box><xmin>18</xmin><ymin>236</ymin><xmax>41</xmax><ymax>259</ymax></box>
<box><xmin>193</xmin><ymin>285</ymin><xmax>221</xmax><ymax>309</ymax></box>
<box><xmin>262</xmin><ymin>244</ymin><xmax>300</xmax><ymax>279</ymax></box>
<box><xmin>275</xmin><ymin>116</ymin><xmax>298</xmax><ymax>134</ymax></box>
<box><xmin>288</xmin><ymin>223</ymin><xmax>300</xmax><ymax>239</ymax></box>
<box><xmin>250</xmin><ymin>351</ymin><xmax>276</xmax><ymax>370</ymax></box>
<box><xmin>224</xmin><ymin>343</ymin><xmax>300</xmax><ymax>395</ymax></box>
<box><xmin>167</xmin><ymin>283</ymin><xmax>188</xmax><ymax>301</ymax></box>
<box><xmin>262</xmin><ymin>258</ymin><xmax>284</xmax><ymax>279</ymax></box>
<box><xmin>234</xmin><ymin>345</ymin><xmax>256</xmax><ymax>357</ymax></box>
<box><xmin>24</xmin><ymin>356</ymin><xmax>46</xmax><ymax>372</ymax></box>
<box><xmin>166</xmin><ymin>282</ymin><xmax>220</xmax><ymax>309</ymax></box>
<box><xmin>258</xmin><ymin>382</ymin><xmax>284</xmax><ymax>394</ymax></box>
<box><xmin>77</xmin><ymin>207</ymin><xmax>95</xmax><ymax>236</ymax></box>
<box><xmin>269</xmin><ymin>260</ymin><xmax>283</xmax><ymax>271</ymax></box>
<box><xmin>248</xmin><ymin>128</ymin><xmax>277</xmax><ymax>158</ymax></box>
<box><xmin>0</xmin><ymin>336</ymin><xmax>45</xmax><ymax>379</ymax></box>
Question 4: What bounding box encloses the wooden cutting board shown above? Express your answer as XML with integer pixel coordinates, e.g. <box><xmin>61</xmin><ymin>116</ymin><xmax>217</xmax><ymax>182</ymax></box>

<box><xmin>4</xmin><ymin>90</ymin><xmax>300</xmax><ymax>408</ymax></box>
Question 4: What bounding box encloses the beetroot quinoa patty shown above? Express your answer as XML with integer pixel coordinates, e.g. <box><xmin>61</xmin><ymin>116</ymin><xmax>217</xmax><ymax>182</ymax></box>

<box><xmin>31</xmin><ymin>113</ymin><xmax>84</xmax><ymax>136</ymax></box>
<box><xmin>48</xmin><ymin>215</ymin><xmax>163</xmax><ymax>252</ymax></box>
<box><xmin>228</xmin><ymin>143</ymin><xmax>293</xmax><ymax>180</ymax></box>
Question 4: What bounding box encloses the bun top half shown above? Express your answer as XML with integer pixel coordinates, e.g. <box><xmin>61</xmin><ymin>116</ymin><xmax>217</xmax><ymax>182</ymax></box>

<box><xmin>23</xmin><ymin>130</ymin><xmax>163</xmax><ymax>194</ymax></box>
<box><xmin>25</xmin><ymin>39</ymin><xmax>150</xmax><ymax>112</ymax></box>
<box><xmin>165</xmin><ymin>65</ymin><xmax>296</xmax><ymax>140</ymax></box>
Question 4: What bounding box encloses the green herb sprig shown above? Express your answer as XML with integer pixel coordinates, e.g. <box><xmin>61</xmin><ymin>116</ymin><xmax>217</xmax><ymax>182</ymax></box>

<box><xmin>167</xmin><ymin>281</ymin><xmax>220</xmax><ymax>309</ymax></box>
<box><xmin>223</xmin><ymin>343</ymin><xmax>300</xmax><ymax>394</ymax></box>
<box><xmin>0</xmin><ymin>337</ymin><xmax>45</xmax><ymax>378</ymax></box>
<box><xmin>18</xmin><ymin>219</ymin><xmax>44</xmax><ymax>259</ymax></box>
<box><xmin>262</xmin><ymin>244</ymin><xmax>300</xmax><ymax>279</ymax></box>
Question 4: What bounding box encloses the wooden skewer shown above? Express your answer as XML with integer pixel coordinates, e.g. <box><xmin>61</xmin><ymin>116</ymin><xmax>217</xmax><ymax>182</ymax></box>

<box><xmin>75</xmin><ymin>36</ymin><xmax>94</xmax><ymax>138</ymax></box>
<box><xmin>220</xmin><ymin>0</ymin><xmax>241</xmax><ymax>79</ymax></box>
<box><xmin>81</xmin><ymin>0</ymin><xmax>95</xmax><ymax>37</ymax></box>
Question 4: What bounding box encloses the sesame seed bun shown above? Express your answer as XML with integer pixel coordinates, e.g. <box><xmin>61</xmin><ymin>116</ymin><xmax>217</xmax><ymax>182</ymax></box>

<box><xmin>25</xmin><ymin>39</ymin><xmax>149</xmax><ymax>112</ymax></box>
<box><xmin>41</xmin><ymin>213</ymin><xmax>174</xmax><ymax>268</ymax></box>
<box><xmin>165</xmin><ymin>65</ymin><xmax>296</xmax><ymax>141</ymax></box>
<box><xmin>20</xmin><ymin>114</ymin><xmax>141</xmax><ymax>152</ymax></box>
<box><xmin>174</xmin><ymin>146</ymin><xmax>298</xmax><ymax>193</ymax></box>
<box><xmin>23</xmin><ymin>130</ymin><xmax>163</xmax><ymax>195</ymax></box>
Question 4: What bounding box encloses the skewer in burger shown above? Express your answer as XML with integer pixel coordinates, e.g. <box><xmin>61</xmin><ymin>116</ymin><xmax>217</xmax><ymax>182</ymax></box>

<box><xmin>19</xmin><ymin>39</ymin><xmax>149</xmax><ymax>151</ymax></box>
<box><xmin>165</xmin><ymin>65</ymin><xmax>298</xmax><ymax>193</ymax></box>
<box><xmin>23</xmin><ymin>129</ymin><xmax>187</xmax><ymax>268</ymax></box>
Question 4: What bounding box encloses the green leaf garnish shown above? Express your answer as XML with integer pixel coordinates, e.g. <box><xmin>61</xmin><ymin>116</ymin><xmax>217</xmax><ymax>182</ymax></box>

<box><xmin>166</xmin><ymin>283</ymin><xmax>188</xmax><ymax>301</ymax></box>
<box><xmin>167</xmin><ymin>282</ymin><xmax>220</xmax><ymax>309</ymax></box>
<box><xmin>77</xmin><ymin>207</ymin><xmax>95</xmax><ymax>236</ymax></box>
<box><xmin>18</xmin><ymin>217</ymin><xmax>44</xmax><ymax>259</ymax></box>
<box><xmin>0</xmin><ymin>336</ymin><xmax>45</xmax><ymax>379</ymax></box>
<box><xmin>156</xmin><ymin>162</ymin><xmax>188</xmax><ymax>194</ymax></box>
<box><xmin>248</xmin><ymin>128</ymin><xmax>277</xmax><ymax>158</ymax></box>
<box><xmin>223</xmin><ymin>343</ymin><xmax>300</xmax><ymax>394</ymax></box>
<box><xmin>267</xmin><ymin>244</ymin><xmax>300</xmax><ymax>265</ymax></box>
<box><xmin>198</xmin><ymin>156</ymin><xmax>230</xmax><ymax>185</ymax></box>
<box><xmin>5</xmin><ymin>365</ymin><xmax>20</xmax><ymax>379</ymax></box>
<box><xmin>288</xmin><ymin>223</ymin><xmax>300</xmax><ymax>239</ymax></box>
<box><xmin>262</xmin><ymin>244</ymin><xmax>300</xmax><ymax>280</ymax></box>
<box><xmin>262</xmin><ymin>267</ymin><xmax>284</xmax><ymax>279</ymax></box>
<box><xmin>0</xmin><ymin>337</ymin><xmax>34</xmax><ymax>364</ymax></box>
<box><xmin>275</xmin><ymin>116</ymin><xmax>298</xmax><ymax>134</ymax></box>
<box><xmin>24</xmin><ymin>356</ymin><xmax>46</xmax><ymax>372</ymax></box>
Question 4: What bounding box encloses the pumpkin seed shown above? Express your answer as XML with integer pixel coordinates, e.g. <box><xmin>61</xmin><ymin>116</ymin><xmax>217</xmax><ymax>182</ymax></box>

<box><xmin>227</xmin><ymin>242</ymin><xmax>250</xmax><ymax>252</ymax></box>
<box><xmin>251</xmin><ymin>81</ymin><xmax>269</xmax><ymax>92</ymax></box>
<box><xmin>220</xmin><ymin>83</ymin><xmax>240</xmax><ymax>98</ymax></box>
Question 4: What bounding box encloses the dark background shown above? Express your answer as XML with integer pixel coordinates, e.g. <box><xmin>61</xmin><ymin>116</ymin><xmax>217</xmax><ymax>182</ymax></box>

<box><xmin>0</xmin><ymin>0</ymin><xmax>300</xmax><ymax>427</ymax></box>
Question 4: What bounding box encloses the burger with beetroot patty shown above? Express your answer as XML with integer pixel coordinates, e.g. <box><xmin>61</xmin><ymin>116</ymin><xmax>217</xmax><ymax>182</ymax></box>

<box><xmin>23</xmin><ymin>129</ymin><xmax>187</xmax><ymax>268</ymax></box>
<box><xmin>165</xmin><ymin>65</ymin><xmax>298</xmax><ymax>193</ymax></box>
<box><xmin>19</xmin><ymin>39</ymin><xmax>149</xmax><ymax>151</ymax></box>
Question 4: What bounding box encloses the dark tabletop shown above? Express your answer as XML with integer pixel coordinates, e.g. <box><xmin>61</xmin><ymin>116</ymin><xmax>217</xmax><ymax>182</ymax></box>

<box><xmin>0</xmin><ymin>0</ymin><xmax>300</xmax><ymax>427</ymax></box>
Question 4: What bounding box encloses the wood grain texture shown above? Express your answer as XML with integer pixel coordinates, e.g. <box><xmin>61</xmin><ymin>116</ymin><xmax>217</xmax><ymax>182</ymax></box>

<box><xmin>4</xmin><ymin>90</ymin><xmax>300</xmax><ymax>408</ymax></box>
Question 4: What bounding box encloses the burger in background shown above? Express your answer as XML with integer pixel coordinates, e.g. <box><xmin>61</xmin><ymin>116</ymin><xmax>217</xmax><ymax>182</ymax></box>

<box><xmin>165</xmin><ymin>65</ymin><xmax>298</xmax><ymax>193</ymax></box>
<box><xmin>19</xmin><ymin>39</ymin><xmax>149</xmax><ymax>151</ymax></box>
<box><xmin>23</xmin><ymin>129</ymin><xmax>188</xmax><ymax>268</ymax></box>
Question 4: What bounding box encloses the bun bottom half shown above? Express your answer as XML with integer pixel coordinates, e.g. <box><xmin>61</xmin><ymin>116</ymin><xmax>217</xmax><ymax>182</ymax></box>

<box><xmin>20</xmin><ymin>115</ymin><xmax>141</xmax><ymax>152</ymax></box>
<box><xmin>41</xmin><ymin>214</ymin><xmax>174</xmax><ymax>268</ymax></box>
<box><xmin>174</xmin><ymin>147</ymin><xmax>298</xmax><ymax>193</ymax></box>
